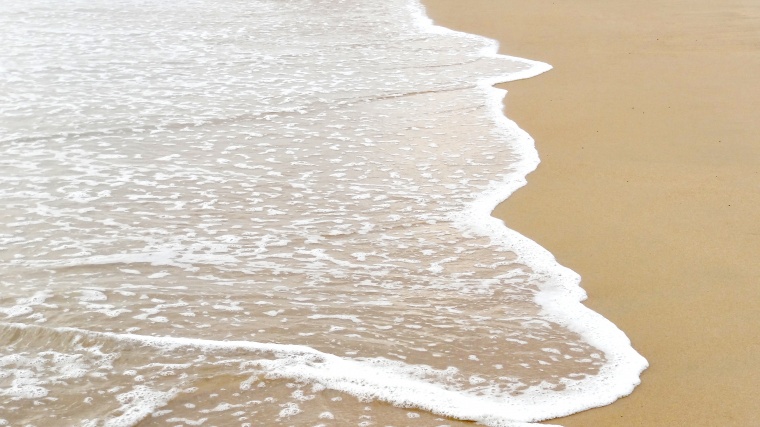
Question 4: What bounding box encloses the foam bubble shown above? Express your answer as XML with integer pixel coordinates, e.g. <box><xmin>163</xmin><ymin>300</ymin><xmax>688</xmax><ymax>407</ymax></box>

<box><xmin>105</xmin><ymin>386</ymin><xmax>178</xmax><ymax>427</ymax></box>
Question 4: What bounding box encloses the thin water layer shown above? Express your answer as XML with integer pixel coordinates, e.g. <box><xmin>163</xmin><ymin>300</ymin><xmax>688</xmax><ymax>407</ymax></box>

<box><xmin>0</xmin><ymin>0</ymin><xmax>646</xmax><ymax>425</ymax></box>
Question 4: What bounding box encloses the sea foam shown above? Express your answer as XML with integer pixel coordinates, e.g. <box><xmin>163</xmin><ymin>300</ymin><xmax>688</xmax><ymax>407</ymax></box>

<box><xmin>0</xmin><ymin>0</ymin><xmax>646</xmax><ymax>425</ymax></box>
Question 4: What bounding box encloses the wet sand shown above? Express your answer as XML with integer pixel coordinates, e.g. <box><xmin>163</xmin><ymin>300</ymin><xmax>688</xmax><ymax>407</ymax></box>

<box><xmin>423</xmin><ymin>0</ymin><xmax>760</xmax><ymax>425</ymax></box>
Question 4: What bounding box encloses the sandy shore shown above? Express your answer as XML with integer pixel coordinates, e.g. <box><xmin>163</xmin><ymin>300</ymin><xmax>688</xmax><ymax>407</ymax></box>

<box><xmin>423</xmin><ymin>0</ymin><xmax>760</xmax><ymax>425</ymax></box>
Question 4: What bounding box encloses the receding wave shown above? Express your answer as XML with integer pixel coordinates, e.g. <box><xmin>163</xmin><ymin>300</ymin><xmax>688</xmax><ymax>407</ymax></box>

<box><xmin>0</xmin><ymin>0</ymin><xmax>646</xmax><ymax>425</ymax></box>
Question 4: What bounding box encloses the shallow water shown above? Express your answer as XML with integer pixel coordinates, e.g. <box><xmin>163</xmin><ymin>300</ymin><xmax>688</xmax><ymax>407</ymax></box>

<box><xmin>0</xmin><ymin>0</ymin><xmax>646</xmax><ymax>425</ymax></box>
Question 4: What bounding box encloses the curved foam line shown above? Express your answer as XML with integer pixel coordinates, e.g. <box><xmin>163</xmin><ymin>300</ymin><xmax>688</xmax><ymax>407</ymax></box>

<box><xmin>408</xmin><ymin>0</ymin><xmax>649</xmax><ymax>420</ymax></box>
<box><xmin>3</xmin><ymin>322</ymin><xmax>552</xmax><ymax>427</ymax></box>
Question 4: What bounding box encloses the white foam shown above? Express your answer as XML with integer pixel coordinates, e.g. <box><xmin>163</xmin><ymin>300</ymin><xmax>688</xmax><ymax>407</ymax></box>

<box><xmin>0</xmin><ymin>291</ymin><xmax>53</xmax><ymax>319</ymax></box>
<box><xmin>106</xmin><ymin>386</ymin><xmax>178</xmax><ymax>427</ymax></box>
<box><xmin>307</xmin><ymin>314</ymin><xmax>362</xmax><ymax>324</ymax></box>
<box><xmin>3</xmin><ymin>323</ymin><xmax>558</xmax><ymax>426</ymax></box>
<box><xmin>0</xmin><ymin>0</ymin><xmax>647</xmax><ymax>424</ymax></box>
<box><xmin>410</xmin><ymin>0</ymin><xmax>648</xmax><ymax>416</ymax></box>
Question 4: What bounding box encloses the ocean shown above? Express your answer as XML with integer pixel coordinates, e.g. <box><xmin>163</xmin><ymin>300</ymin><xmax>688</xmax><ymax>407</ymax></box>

<box><xmin>0</xmin><ymin>0</ymin><xmax>647</xmax><ymax>425</ymax></box>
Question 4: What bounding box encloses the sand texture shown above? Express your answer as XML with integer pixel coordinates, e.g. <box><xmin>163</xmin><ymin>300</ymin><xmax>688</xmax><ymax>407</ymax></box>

<box><xmin>423</xmin><ymin>0</ymin><xmax>760</xmax><ymax>425</ymax></box>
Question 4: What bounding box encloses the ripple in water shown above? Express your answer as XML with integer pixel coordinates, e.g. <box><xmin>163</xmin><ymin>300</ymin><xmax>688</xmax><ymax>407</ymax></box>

<box><xmin>0</xmin><ymin>0</ymin><xmax>646</xmax><ymax>425</ymax></box>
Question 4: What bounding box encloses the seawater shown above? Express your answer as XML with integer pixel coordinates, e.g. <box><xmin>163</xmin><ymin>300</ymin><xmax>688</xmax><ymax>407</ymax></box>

<box><xmin>0</xmin><ymin>0</ymin><xmax>647</xmax><ymax>425</ymax></box>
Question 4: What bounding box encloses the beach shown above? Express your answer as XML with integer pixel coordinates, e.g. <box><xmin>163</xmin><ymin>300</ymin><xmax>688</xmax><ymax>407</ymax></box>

<box><xmin>423</xmin><ymin>0</ymin><xmax>760</xmax><ymax>425</ymax></box>
<box><xmin>1</xmin><ymin>0</ymin><xmax>756</xmax><ymax>424</ymax></box>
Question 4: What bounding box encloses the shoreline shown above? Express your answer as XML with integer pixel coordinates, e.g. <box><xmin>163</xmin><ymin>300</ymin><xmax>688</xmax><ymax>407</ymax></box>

<box><xmin>422</xmin><ymin>0</ymin><xmax>760</xmax><ymax>425</ymax></box>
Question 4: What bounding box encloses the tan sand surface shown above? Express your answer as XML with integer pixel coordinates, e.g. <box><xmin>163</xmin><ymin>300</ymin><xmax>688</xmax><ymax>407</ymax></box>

<box><xmin>423</xmin><ymin>0</ymin><xmax>760</xmax><ymax>425</ymax></box>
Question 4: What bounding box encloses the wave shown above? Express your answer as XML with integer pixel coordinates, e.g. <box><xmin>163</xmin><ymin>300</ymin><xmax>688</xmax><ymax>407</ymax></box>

<box><xmin>0</xmin><ymin>0</ymin><xmax>646</xmax><ymax>425</ymax></box>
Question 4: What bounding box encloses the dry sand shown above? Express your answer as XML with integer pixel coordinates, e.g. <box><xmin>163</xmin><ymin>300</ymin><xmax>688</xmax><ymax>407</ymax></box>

<box><xmin>423</xmin><ymin>0</ymin><xmax>760</xmax><ymax>425</ymax></box>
